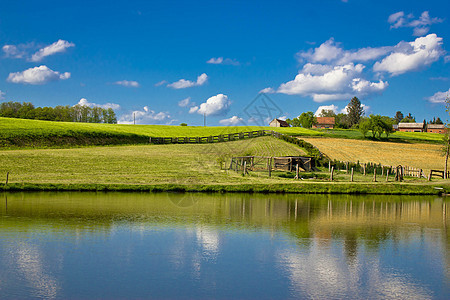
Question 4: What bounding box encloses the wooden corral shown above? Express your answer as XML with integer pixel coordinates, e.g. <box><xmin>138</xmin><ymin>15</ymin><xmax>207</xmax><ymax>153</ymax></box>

<box><xmin>229</xmin><ymin>156</ymin><xmax>318</xmax><ymax>176</ymax></box>
<box><xmin>273</xmin><ymin>156</ymin><xmax>318</xmax><ymax>172</ymax></box>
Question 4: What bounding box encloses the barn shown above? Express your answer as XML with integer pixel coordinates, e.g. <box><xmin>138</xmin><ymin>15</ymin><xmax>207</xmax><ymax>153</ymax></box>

<box><xmin>269</xmin><ymin>118</ymin><xmax>290</xmax><ymax>127</ymax></box>
<box><xmin>397</xmin><ymin>122</ymin><xmax>425</xmax><ymax>132</ymax></box>
<box><xmin>312</xmin><ymin>117</ymin><xmax>335</xmax><ymax>129</ymax></box>
<box><xmin>426</xmin><ymin>124</ymin><xmax>447</xmax><ymax>134</ymax></box>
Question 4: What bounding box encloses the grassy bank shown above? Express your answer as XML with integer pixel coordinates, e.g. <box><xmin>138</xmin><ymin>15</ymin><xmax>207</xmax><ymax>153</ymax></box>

<box><xmin>0</xmin><ymin>182</ymin><xmax>447</xmax><ymax>195</ymax></box>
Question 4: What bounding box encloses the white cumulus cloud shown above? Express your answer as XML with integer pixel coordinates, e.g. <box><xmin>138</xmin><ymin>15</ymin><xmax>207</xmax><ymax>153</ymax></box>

<box><xmin>178</xmin><ymin>97</ymin><xmax>195</xmax><ymax>107</ymax></box>
<box><xmin>426</xmin><ymin>89</ymin><xmax>450</xmax><ymax>104</ymax></box>
<box><xmin>189</xmin><ymin>94</ymin><xmax>231</xmax><ymax>116</ymax></box>
<box><xmin>259</xmin><ymin>87</ymin><xmax>275</xmax><ymax>94</ymax></box>
<box><xmin>7</xmin><ymin>65</ymin><xmax>70</xmax><ymax>85</ymax></box>
<box><xmin>314</xmin><ymin>103</ymin><xmax>370</xmax><ymax>116</ymax></box>
<box><xmin>206</xmin><ymin>57</ymin><xmax>240</xmax><ymax>66</ymax></box>
<box><xmin>219</xmin><ymin>116</ymin><xmax>244</xmax><ymax>125</ymax></box>
<box><xmin>2</xmin><ymin>45</ymin><xmax>26</xmax><ymax>58</ymax></box>
<box><xmin>118</xmin><ymin>106</ymin><xmax>171</xmax><ymax>124</ymax></box>
<box><xmin>314</xmin><ymin>105</ymin><xmax>339</xmax><ymax>116</ymax></box>
<box><xmin>297</xmin><ymin>38</ymin><xmax>393</xmax><ymax>65</ymax></box>
<box><xmin>388</xmin><ymin>11</ymin><xmax>443</xmax><ymax>36</ymax></box>
<box><xmin>373</xmin><ymin>34</ymin><xmax>444</xmax><ymax>76</ymax></box>
<box><xmin>113</xmin><ymin>80</ymin><xmax>140</xmax><ymax>87</ymax></box>
<box><xmin>277</xmin><ymin>63</ymin><xmax>387</xmax><ymax>102</ymax></box>
<box><xmin>167</xmin><ymin>73</ymin><xmax>208</xmax><ymax>89</ymax></box>
<box><xmin>0</xmin><ymin>90</ymin><xmax>5</xmax><ymax>100</ymax></box>
<box><xmin>76</xmin><ymin>98</ymin><xmax>121</xmax><ymax>110</ymax></box>
<box><xmin>30</xmin><ymin>39</ymin><xmax>75</xmax><ymax>62</ymax></box>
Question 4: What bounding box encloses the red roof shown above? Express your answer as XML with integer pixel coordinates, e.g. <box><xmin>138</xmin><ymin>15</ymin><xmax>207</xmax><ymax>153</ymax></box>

<box><xmin>316</xmin><ymin>117</ymin><xmax>335</xmax><ymax>125</ymax></box>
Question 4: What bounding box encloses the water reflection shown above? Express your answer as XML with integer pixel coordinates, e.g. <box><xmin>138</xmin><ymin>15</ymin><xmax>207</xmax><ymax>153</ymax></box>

<box><xmin>0</xmin><ymin>192</ymin><xmax>449</xmax><ymax>299</ymax></box>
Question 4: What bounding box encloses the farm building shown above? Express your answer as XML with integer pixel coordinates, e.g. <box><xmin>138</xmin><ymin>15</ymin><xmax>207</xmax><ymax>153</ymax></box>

<box><xmin>426</xmin><ymin>124</ymin><xmax>447</xmax><ymax>134</ymax></box>
<box><xmin>397</xmin><ymin>122</ymin><xmax>425</xmax><ymax>132</ymax></box>
<box><xmin>269</xmin><ymin>118</ymin><xmax>290</xmax><ymax>127</ymax></box>
<box><xmin>312</xmin><ymin>117</ymin><xmax>335</xmax><ymax>129</ymax></box>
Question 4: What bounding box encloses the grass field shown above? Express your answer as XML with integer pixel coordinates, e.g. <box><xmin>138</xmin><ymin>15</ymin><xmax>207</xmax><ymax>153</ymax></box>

<box><xmin>302</xmin><ymin>137</ymin><xmax>443</xmax><ymax>171</ymax></box>
<box><xmin>0</xmin><ymin>136</ymin><xmax>308</xmax><ymax>185</ymax></box>
<box><xmin>0</xmin><ymin>117</ymin><xmax>442</xmax><ymax>149</ymax></box>
<box><xmin>0</xmin><ymin>134</ymin><xmax>448</xmax><ymax>194</ymax></box>
<box><xmin>0</xmin><ymin>117</ymin><xmax>321</xmax><ymax>148</ymax></box>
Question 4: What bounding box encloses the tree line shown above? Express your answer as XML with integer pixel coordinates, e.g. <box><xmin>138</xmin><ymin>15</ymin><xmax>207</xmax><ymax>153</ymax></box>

<box><xmin>0</xmin><ymin>101</ymin><xmax>117</xmax><ymax>124</ymax></box>
<box><xmin>286</xmin><ymin>96</ymin><xmax>444</xmax><ymax>139</ymax></box>
<box><xmin>286</xmin><ymin>97</ymin><xmax>368</xmax><ymax>129</ymax></box>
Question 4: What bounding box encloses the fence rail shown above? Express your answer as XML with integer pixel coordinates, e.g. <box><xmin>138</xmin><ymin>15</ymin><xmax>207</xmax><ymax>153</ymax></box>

<box><xmin>149</xmin><ymin>130</ymin><xmax>278</xmax><ymax>144</ymax></box>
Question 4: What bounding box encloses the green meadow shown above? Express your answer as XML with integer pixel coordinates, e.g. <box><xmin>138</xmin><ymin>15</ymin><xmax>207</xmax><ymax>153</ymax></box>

<box><xmin>0</xmin><ymin>117</ymin><xmax>442</xmax><ymax>149</ymax></box>
<box><xmin>0</xmin><ymin>117</ymin><xmax>448</xmax><ymax>194</ymax></box>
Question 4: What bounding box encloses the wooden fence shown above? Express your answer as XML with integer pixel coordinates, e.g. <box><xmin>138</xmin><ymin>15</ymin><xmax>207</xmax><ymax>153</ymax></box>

<box><xmin>148</xmin><ymin>130</ymin><xmax>284</xmax><ymax>144</ymax></box>
<box><xmin>430</xmin><ymin>170</ymin><xmax>450</xmax><ymax>179</ymax></box>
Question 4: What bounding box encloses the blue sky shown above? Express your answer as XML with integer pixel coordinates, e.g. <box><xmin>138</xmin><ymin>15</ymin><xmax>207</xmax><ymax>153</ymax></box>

<box><xmin>0</xmin><ymin>0</ymin><xmax>449</xmax><ymax>125</ymax></box>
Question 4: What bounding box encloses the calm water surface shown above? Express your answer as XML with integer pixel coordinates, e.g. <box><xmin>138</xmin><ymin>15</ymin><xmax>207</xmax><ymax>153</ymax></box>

<box><xmin>0</xmin><ymin>192</ymin><xmax>449</xmax><ymax>299</ymax></box>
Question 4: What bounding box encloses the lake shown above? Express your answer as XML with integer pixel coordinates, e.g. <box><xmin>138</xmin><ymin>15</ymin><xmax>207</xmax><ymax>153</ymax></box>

<box><xmin>0</xmin><ymin>192</ymin><xmax>449</xmax><ymax>299</ymax></box>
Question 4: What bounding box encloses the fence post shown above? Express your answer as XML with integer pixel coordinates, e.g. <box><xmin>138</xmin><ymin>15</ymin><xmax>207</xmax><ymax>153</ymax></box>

<box><xmin>295</xmin><ymin>164</ymin><xmax>299</xmax><ymax>180</ymax></box>
<box><xmin>243</xmin><ymin>161</ymin><xmax>247</xmax><ymax>176</ymax></box>
<box><xmin>6</xmin><ymin>172</ymin><xmax>9</xmax><ymax>185</ymax></box>
<box><xmin>268</xmin><ymin>158</ymin><xmax>272</xmax><ymax>177</ymax></box>
<box><xmin>386</xmin><ymin>171</ymin><xmax>389</xmax><ymax>182</ymax></box>
<box><xmin>328</xmin><ymin>161</ymin><xmax>331</xmax><ymax>172</ymax></box>
<box><xmin>330</xmin><ymin>166</ymin><xmax>334</xmax><ymax>181</ymax></box>
<box><xmin>373</xmin><ymin>169</ymin><xmax>377</xmax><ymax>182</ymax></box>
<box><xmin>350</xmin><ymin>168</ymin><xmax>354</xmax><ymax>182</ymax></box>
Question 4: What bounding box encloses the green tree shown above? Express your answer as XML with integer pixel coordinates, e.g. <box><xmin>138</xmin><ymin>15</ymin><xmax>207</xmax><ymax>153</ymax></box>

<box><xmin>334</xmin><ymin>113</ymin><xmax>349</xmax><ymax>129</ymax></box>
<box><xmin>394</xmin><ymin>111</ymin><xmax>403</xmax><ymax>124</ymax></box>
<box><xmin>298</xmin><ymin>112</ymin><xmax>317</xmax><ymax>128</ymax></box>
<box><xmin>286</xmin><ymin>112</ymin><xmax>316</xmax><ymax>128</ymax></box>
<box><xmin>0</xmin><ymin>101</ymin><xmax>22</xmax><ymax>118</ymax></box>
<box><xmin>369</xmin><ymin>115</ymin><xmax>385</xmax><ymax>138</ymax></box>
<box><xmin>400</xmin><ymin>113</ymin><xmax>415</xmax><ymax>123</ymax></box>
<box><xmin>346</xmin><ymin>97</ymin><xmax>364</xmax><ymax>127</ymax></box>
<box><xmin>17</xmin><ymin>102</ymin><xmax>35</xmax><ymax>119</ymax></box>
<box><xmin>103</xmin><ymin>108</ymin><xmax>117</xmax><ymax>124</ymax></box>
<box><xmin>381</xmin><ymin>116</ymin><xmax>394</xmax><ymax>138</ymax></box>
<box><xmin>319</xmin><ymin>109</ymin><xmax>336</xmax><ymax>117</ymax></box>
<box><xmin>358</xmin><ymin>118</ymin><xmax>371</xmax><ymax>137</ymax></box>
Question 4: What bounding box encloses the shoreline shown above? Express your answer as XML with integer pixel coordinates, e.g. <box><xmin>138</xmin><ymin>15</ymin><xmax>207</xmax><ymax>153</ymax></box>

<box><xmin>1</xmin><ymin>182</ymin><xmax>448</xmax><ymax>195</ymax></box>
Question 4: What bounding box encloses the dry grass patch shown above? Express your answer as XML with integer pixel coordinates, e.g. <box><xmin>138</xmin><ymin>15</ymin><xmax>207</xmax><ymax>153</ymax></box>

<box><xmin>302</xmin><ymin>137</ymin><xmax>443</xmax><ymax>171</ymax></box>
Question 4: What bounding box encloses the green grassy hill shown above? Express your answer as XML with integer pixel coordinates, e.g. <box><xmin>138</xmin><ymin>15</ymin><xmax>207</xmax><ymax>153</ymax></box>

<box><xmin>0</xmin><ymin>117</ymin><xmax>320</xmax><ymax>148</ymax></box>
<box><xmin>0</xmin><ymin>117</ymin><xmax>443</xmax><ymax>149</ymax></box>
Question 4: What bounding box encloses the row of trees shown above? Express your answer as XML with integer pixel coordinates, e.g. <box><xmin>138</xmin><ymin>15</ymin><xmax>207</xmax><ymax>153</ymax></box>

<box><xmin>393</xmin><ymin>111</ymin><xmax>443</xmax><ymax>124</ymax></box>
<box><xmin>286</xmin><ymin>97</ymin><xmax>444</xmax><ymax>139</ymax></box>
<box><xmin>286</xmin><ymin>97</ymin><xmax>365</xmax><ymax>129</ymax></box>
<box><xmin>0</xmin><ymin>101</ymin><xmax>117</xmax><ymax>124</ymax></box>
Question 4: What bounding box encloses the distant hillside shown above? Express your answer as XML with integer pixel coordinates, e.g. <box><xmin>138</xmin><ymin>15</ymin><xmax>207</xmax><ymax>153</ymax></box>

<box><xmin>0</xmin><ymin>117</ymin><xmax>319</xmax><ymax>148</ymax></box>
<box><xmin>0</xmin><ymin>117</ymin><xmax>442</xmax><ymax>149</ymax></box>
